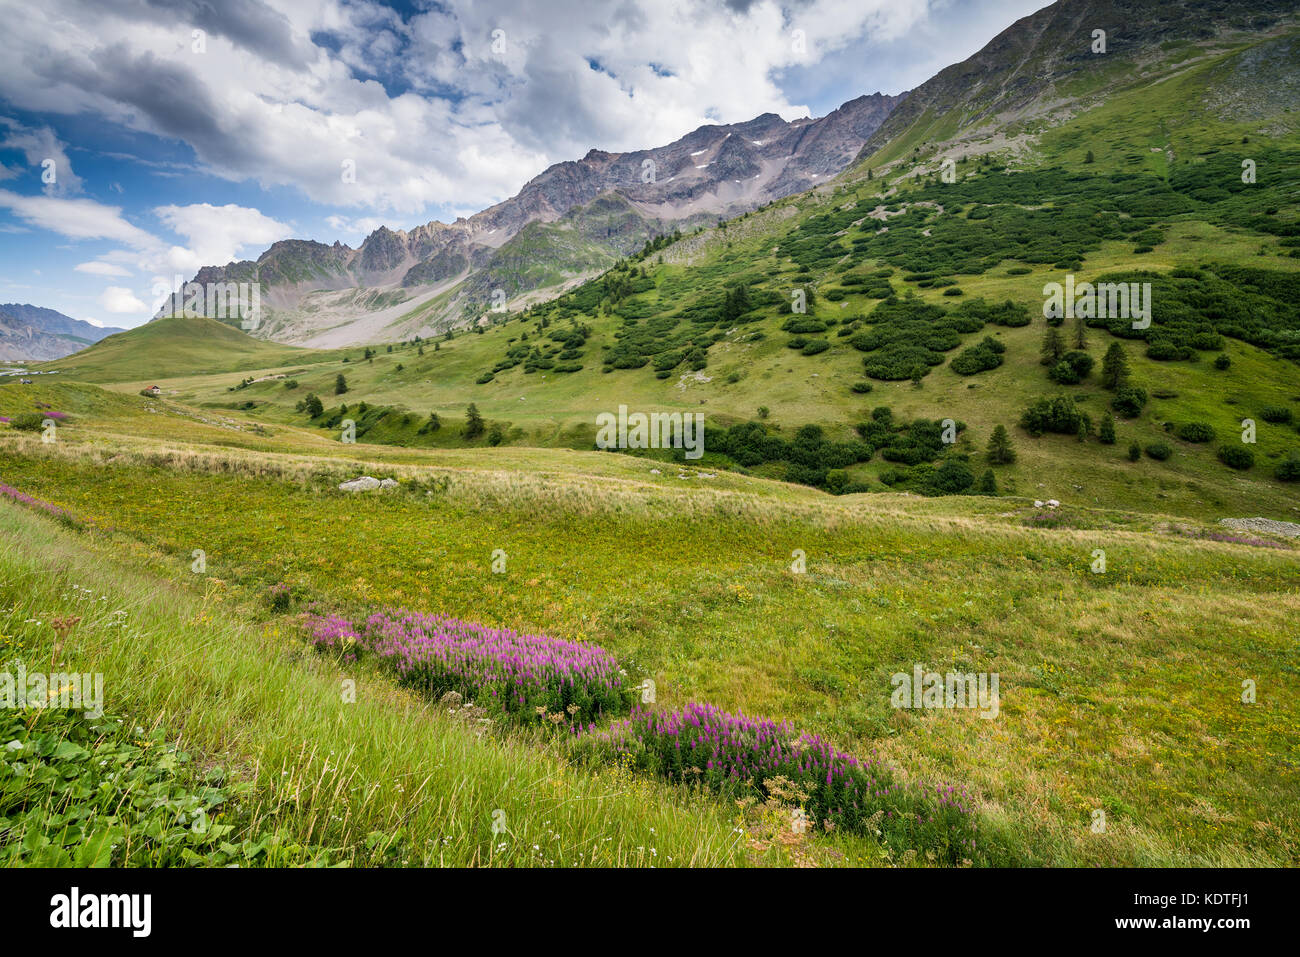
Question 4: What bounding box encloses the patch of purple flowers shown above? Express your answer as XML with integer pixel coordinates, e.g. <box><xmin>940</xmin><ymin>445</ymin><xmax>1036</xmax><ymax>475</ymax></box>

<box><xmin>303</xmin><ymin>609</ymin><xmax>624</xmax><ymax>721</ymax></box>
<box><xmin>1179</xmin><ymin>529</ymin><xmax>1287</xmax><ymax>549</ymax></box>
<box><xmin>584</xmin><ymin>701</ymin><xmax>977</xmax><ymax>861</ymax></box>
<box><xmin>0</xmin><ymin>481</ymin><xmax>76</xmax><ymax>522</ymax></box>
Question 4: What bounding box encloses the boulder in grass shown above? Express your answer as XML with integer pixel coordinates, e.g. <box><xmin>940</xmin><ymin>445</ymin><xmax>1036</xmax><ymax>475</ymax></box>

<box><xmin>339</xmin><ymin>475</ymin><xmax>381</xmax><ymax>492</ymax></box>
<box><xmin>379</xmin><ymin>478</ymin><xmax>399</xmax><ymax>489</ymax></box>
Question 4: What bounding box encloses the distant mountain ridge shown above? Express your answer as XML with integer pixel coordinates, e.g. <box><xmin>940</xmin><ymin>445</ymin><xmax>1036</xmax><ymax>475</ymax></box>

<box><xmin>161</xmin><ymin>92</ymin><xmax>903</xmax><ymax>347</ymax></box>
<box><xmin>0</xmin><ymin>304</ymin><xmax>125</xmax><ymax>361</ymax></box>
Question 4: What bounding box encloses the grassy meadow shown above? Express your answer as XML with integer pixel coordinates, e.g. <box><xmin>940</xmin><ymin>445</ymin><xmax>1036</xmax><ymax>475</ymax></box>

<box><xmin>5</xmin><ymin>21</ymin><xmax>1299</xmax><ymax>870</ymax></box>
<box><xmin>1</xmin><ymin>394</ymin><xmax>1297</xmax><ymax>865</ymax></box>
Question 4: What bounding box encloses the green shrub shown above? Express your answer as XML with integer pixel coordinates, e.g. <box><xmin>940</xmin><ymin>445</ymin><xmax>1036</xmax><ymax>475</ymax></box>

<box><xmin>1144</xmin><ymin>442</ymin><xmax>1172</xmax><ymax>461</ymax></box>
<box><xmin>1128</xmin><ymin>442</ymin><xmax>1141</xmax><ymax>461</ymax></box>
<box><xmin>950</xmin><ymin>336</ymin><xmax>1005</xmax><ymax>376</ymax></box>
<box><xmin>1176</xmin><ymin>422</ymin><xmax>1216</xmax><ymax>443</ymax></box>
<box><xmin>1218</xmin><ymin>445</ymin><xmax>1255</xmax><ymax>470</ymax></box>
<box><xmin>1112</xmin><ymin>386</ymin><xmax>1148</xmax><ymax>418</ymax></box>
<box><xmin>782</xmin><ymin>318</ymin><xmax>827</xmax><ymax>334</ymax></box>
<box><xmin>8</xmin><ymin>412</ymin><xmax>45</xmax><ymax>431</ymax></box>
<box><xmin>1259</xmin><ymin>405</ymin><xmax>1293</xmax><ymax>424</ymax></box>
<box><xmin>1275</xmin><ymin>457</ymin><xmax>1300</xmax><ymax>482</ymax></box>
<box><xmin>1048</xmin><ymin>360</ymin><xmax>1080</xmax><ymax>384</ymax></box>
<box><xmin>1019</xmin><ymin>397</ymin><xmax>1088</xmax><ymax>437</ymax></box>
<box><xmin>850</xmin><ymin>381</ymin><xmax>873</xmax><ymax>394</ymax></box>
<box><xmin>1050</xmin><ymin>350</ymin><xmax>1094</xmax><ymax>384</ymax></box>
<box><xmin>925</xmin><ymin>459</ymin><xmax>975</xmax><ymax>495</ymax></box>
<box><xmin>801</xmin><ymin>339</ymin><xmax>831</xmax><ymax>356</ymax></box>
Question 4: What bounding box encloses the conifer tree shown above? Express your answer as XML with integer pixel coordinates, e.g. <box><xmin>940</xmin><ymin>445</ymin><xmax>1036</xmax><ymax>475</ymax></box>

<box><xmin>987</xmin><ymin>424</ymin><xmax>1017</xmax><ymax>464</ymax></box>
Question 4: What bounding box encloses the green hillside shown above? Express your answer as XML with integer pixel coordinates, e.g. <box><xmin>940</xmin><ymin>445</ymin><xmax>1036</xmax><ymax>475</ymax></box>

<box><xmin>41</xmin><ymin>315</ymin><xmax>338</xmax><ymax>382</ymax></box>
<box><xmin>109</xmin><ymin>16</ymin><xmax>1300</xmax><ymax>523</ymax></box>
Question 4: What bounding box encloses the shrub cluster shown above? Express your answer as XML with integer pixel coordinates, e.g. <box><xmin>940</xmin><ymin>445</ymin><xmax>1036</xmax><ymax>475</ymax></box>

<box><xmin>949</xmin><ymin>336</ymin><xmax>1005</xmax><ymax>375</ymax></box>
<box><xmin>1019</xmin><ymin>396</ymin><xmax>1089</xmax><ymax>437</ymax></box>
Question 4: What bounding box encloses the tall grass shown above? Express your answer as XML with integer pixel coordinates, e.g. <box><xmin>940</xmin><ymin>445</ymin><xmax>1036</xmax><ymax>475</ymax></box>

<box><xmin>0</xmin><ymin>502</ymin><xmax>744</xmax><ymax>867</ymax></box>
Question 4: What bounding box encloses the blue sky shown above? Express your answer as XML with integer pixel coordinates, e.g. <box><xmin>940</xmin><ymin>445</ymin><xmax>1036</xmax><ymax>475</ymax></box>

<box><xmin>0</xmin><ymin>0</ymin><xmax>1047</xmax><ymax>328</ymax></box>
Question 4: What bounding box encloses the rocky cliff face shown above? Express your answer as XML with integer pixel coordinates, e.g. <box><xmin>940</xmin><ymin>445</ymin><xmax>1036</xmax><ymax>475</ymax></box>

<box><xmin>160</xmin><ymin>91</ymin><xmax>903</xmax><ymax>345</ymax></box>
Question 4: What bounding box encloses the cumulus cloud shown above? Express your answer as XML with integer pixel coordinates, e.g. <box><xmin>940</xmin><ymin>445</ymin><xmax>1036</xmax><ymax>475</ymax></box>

<box><xmin>0</xmin><ymin>0</ymin><xmax>928</xmax><ymax>215</ymax></box>
<box><xmin>97</xmin><ymin>285</ymin><xmax>148</xmax><ymax>313</ymax></box>
<box><xmin>153</xmin><ymin>202</ymin><xmax>294</xmax><ymax>273</ymax></box>
<box><xmin>0</xmin><ymin>187</ymin><xmax>294</xmax><ymax>311</ymax></box>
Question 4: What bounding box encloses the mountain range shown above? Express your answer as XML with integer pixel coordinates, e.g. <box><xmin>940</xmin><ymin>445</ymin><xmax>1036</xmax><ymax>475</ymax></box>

<box><xmin>158</xmin><ymin>92</ymin><xmax>902</xmax><ymax>347</ymax></box>
<box><xmin>0</xmin><ymin>304</ymin><xmax>124</xmax><ymax>361</ymax></box>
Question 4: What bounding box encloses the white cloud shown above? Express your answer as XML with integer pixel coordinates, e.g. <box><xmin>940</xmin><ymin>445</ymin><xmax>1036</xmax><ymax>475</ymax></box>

<box><xmin>98</xmin><ymin>285</ymin><xmax>147</xmax><ymax>313</ymax></box>
<box><xmin>75</xmin><ymin>260</ymin><xmax>133</xmax><ymax>277</ymax></box>
<box><xmin>153</xmin><ymin>203</ymin><xmax>294</xmax><ymax>272</ymax></box>
<box><xmin>0</xmin><ymin>190</ymin><xmax>155</xmax><ymax>247</ymax></box>
<box><xmin>0</xmin><ymin>0</ymin><xmax>928</xmax><ymax>216</ymax></box>
<box><xmin>325</xmin><ymin>213</ymin><xmax>390</xmax><ymax>239</ymax></box>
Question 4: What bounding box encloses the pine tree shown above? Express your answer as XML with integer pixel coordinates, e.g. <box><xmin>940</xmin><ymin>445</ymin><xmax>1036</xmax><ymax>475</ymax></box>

<box><xmin>334</xmin><ymin>373</ymin><xmax>348</xmax><ymax>395</ymax></box>
<box><xmin>1100</xmin><ymin>342</ymin><xmax>1130</xmax><ymax>390</ymax></box>
<box><xmin>976</xmin><ymin>469</ymin><xmax>998</xmax><ymax>496</ymax></box>
<box><xmin>464</xmin><ymin>403</ymin><xmax>485</xmax><ymax>439</ymax></box>
<box><xmin>1073</xmin><ymin>313</ymin><xmax>1087</xmax><ymax>350</ymax></box>
<box><xmin>304</xmin><ymin>393</ymin><xmax>324</xmax><ymax>417</ymax></box>
<box><xmin>1040</xmin><ymin>327</ymin><xmax>1066</xmax><ymax>366</ymax></box>
<box><xmin>987</xmin><ymin>424</ymin><xmax>1017</xmax><ymax>464</ymax></box>
<box><xmin>1099</xmin><ymin>412</ymin><xmax>1116</xmax><ymax>445</ymax></box>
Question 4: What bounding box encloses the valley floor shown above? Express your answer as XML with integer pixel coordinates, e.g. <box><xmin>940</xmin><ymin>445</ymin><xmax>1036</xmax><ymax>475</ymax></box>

<box><xmin>1</xmin><ymin>394</ymin><xmax>1297</xmax><ymax>866</ymax></box>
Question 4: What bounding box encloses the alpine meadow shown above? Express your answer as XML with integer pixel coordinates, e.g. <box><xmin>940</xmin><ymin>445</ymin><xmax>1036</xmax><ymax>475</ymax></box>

<box><xmin>0</xmin><ymin>0</ymin><xmax>1297</xmax><ymax>926</ymax></box>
